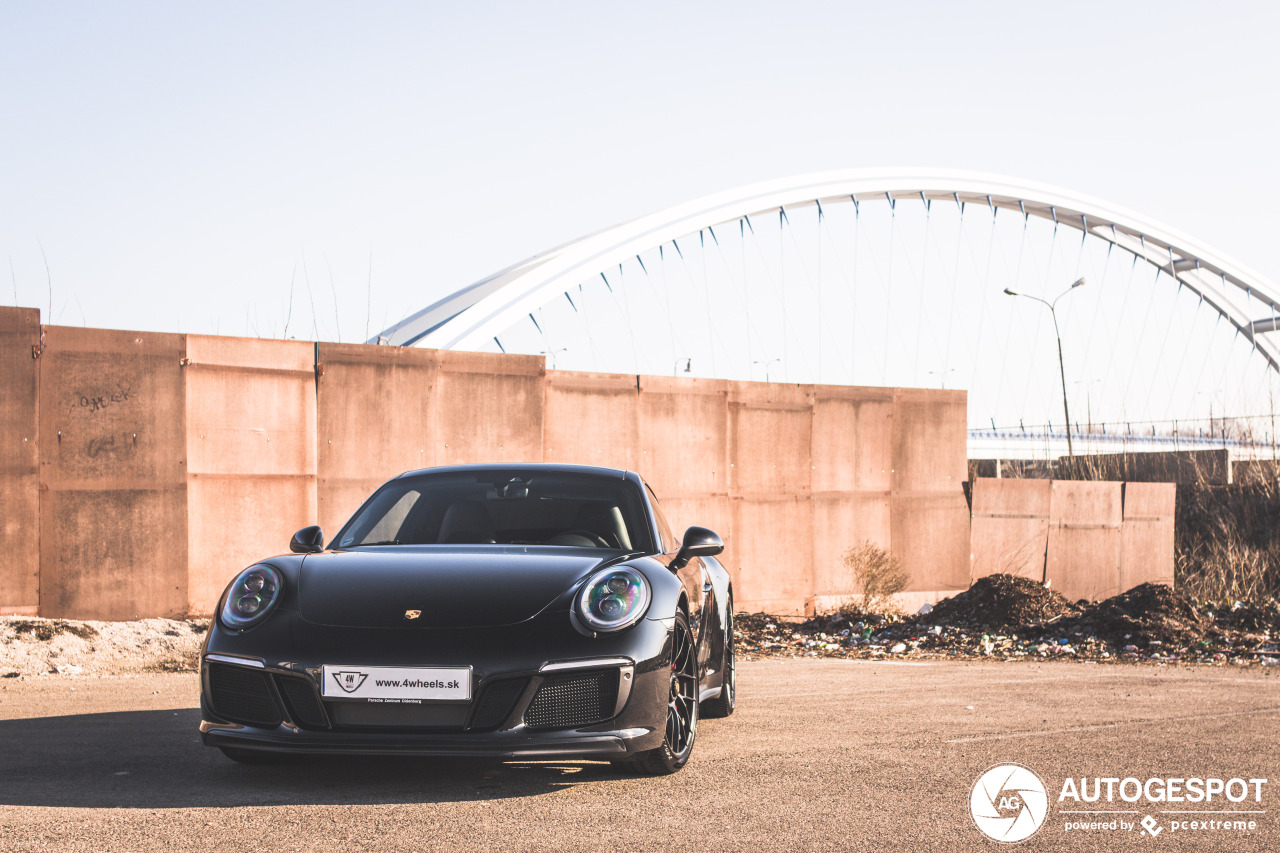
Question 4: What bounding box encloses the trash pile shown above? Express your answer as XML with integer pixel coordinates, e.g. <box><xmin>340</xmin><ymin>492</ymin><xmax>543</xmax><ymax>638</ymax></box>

<box><xmin>736</xmin><ymin>574</ymin><xmax>1280</xmax><ymax>666</ymax></box>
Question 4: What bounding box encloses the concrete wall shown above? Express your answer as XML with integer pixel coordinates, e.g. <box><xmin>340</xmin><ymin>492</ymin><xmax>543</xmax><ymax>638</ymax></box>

<box><xmin>0</xmin><ymin>306</ymin><xmax>1176</xmax><ymax>618</ymax></box>
<box><xmin>185</xmin><ymin>336</ymin><xmax>317</xmax><ymax>615</ymax></box>
<box><xmin>37</xmin><ymin>325</ymin><xmax>188</xmax><ymax>621</ymax></box>
<box><xmin>969</xmin><ymin>478</ymin><xmax>1176</xmax><ymax>601</ymax></box>
<box><xmin>0</xmin><ymin>309</ymin><xmax>40</xmax><ymax>614</ymax></box>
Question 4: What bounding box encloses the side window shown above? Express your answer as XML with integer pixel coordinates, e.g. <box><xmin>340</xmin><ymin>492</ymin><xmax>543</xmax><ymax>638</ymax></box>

<box><xmin>646</xmin><ymin>485</ymin><xmax>679</xmax><ymax>554</ymax></box>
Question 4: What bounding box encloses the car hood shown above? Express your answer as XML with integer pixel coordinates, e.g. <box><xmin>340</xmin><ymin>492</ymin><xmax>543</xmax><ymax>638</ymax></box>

<box><xmin>298</xmin><ymin>547</ymin><xmax>623</xmax><ymax>629</ymax></box>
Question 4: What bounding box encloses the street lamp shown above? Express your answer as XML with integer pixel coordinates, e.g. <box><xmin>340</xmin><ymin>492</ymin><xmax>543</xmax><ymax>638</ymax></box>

<box><xmin>1004</xmin><ymin>277</ymin><xmax>1086</xmax><ymax>456</ymax></box>
<box><xmin>753</xmin><ymin>358</ymin><xmax>781</xmax><ymax>382</ymax></box>
<box><xmin>539</xmin><ymin>347</ymin><xmax>568</xmax><ymax>369</ymax></box>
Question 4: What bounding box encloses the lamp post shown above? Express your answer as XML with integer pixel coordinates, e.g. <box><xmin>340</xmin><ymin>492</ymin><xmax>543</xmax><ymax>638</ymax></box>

<box><xmin>1004</xmin><ymin>277</ymin><xmax>1086</xmax><ymax>456</ymax></box>
<box><xmin>753</xmin><ymin>358</ymin><xmax>780</xmax><ymax>382</ymax></box>
<box><xmin>539</xmin><ymin>347</ymin><xmax>567</xmax><ymax>369</ymax></box>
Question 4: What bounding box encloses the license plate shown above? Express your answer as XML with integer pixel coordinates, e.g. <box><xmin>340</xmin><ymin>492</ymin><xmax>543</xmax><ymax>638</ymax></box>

<box><xmin>320</xmin><ymin>665</ymin><xmax>471</xmax><ymax>702</ymax></box>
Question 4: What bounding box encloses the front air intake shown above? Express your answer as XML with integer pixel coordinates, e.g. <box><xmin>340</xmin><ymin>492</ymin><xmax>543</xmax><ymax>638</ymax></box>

<box><xmin>524</xmin><ymin>669</ymin><xmax>619</xmax><ymax>730</ymax></box>
<box><xmin>276</xmin><ymin>675</ymin><xmax>329</xmax><ymax>729</ymax></box>
<box><xmin>469</xmin><ymin>677</ymin><xmax>530</xmax><ymax>731</ymax></box>
<box><xmin>207</xmin><ymin>663</ymin><xmax>283</xmax><ymax>727</ymax></box>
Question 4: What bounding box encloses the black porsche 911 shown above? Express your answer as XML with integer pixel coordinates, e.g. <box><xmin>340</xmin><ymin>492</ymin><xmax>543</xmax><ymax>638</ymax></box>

<box><xmin>199</xmin><ymin>463</ymin><xmax>735</xmax><ymax>775</ymax></box>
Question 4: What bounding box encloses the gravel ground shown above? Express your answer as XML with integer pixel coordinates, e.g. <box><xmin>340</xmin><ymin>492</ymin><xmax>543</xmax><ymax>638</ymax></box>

<box><xmin>0</xmin><ymin>617</ymin><xmax>207</xmax><ymax>678</ymax></box>
<box><xmin>1</xmin><ymin>662</ymin><xmax>1275</xmax><ymax>852</ymax></box>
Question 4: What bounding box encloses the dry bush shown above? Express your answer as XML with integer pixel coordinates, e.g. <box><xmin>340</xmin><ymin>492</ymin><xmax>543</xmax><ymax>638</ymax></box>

<box><xmin>1176</xmin><ymin>478</ymin><xmax>1280</xmax><ymax>602</ymax></box>
<box><xmin>842</xmin><ymin>541</ymin><xmax>911</xmax><ymax>613</ymax></box>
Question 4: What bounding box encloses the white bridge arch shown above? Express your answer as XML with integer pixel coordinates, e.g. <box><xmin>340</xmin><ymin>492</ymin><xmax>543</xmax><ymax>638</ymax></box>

<box><xmin>376</xmin><ymin>169</ymin><xmax>1280</xmax><ymax>367</ymax></box>
<box><xmin>375</xmin><ymin>170</ymin><xmax>1280</xmax><ymax>451</ymax></box>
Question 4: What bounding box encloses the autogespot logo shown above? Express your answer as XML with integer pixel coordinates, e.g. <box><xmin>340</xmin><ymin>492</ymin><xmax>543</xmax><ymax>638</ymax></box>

<box><xmin>970</xmin><ymin>764</ymin><xmax>1050</xmax><ymax>843</ymax></box>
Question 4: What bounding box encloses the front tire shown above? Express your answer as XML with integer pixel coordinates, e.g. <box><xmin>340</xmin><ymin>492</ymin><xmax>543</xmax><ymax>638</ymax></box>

<box><xmin>701</xmin><ymin>599</ymin><xmax>736</xmax><ymax>718</ymax></box>
<box><xmin>613</xmin><ymin>610</ymin><xmax>698</xmax><ymax>776</ymax></box>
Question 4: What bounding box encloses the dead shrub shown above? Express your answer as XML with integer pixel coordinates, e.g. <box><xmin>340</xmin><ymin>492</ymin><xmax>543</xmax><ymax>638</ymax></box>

<box><xmin>842</xmin><ymin>541</ymin><xmax>910</xmax><ymax>613</ymax></box>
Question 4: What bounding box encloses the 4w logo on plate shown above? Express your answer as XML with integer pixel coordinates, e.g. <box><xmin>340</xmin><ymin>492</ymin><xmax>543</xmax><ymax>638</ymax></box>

<box><xmin>332</xmin><ymin>670</ymin><xmax>369</xmax><ymax>694</ymax></box>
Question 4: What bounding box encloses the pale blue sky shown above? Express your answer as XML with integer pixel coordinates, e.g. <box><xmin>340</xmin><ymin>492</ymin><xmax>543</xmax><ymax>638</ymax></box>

<box><xmin>3</xmin><ymin>1</ymin><xmax>1277</xmax><ymax>342</ymax></box>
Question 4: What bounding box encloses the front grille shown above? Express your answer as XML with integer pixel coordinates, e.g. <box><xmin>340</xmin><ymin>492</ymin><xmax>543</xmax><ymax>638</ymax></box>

<box><xmin>207</xmin><ymin>664</ymin><xmax>283</xmax><ymax>727</ymax></box>
<box><xmin>524</xmin><ymin>669</ymin><xmax>619</xmax><ymax>730</ymax></box>
<box><xmin>326</xmin><ymin>702</ymin><xmax>468</xmax><ymax>730</ymax></box>
<box><xmin>277</xmin><ymin>675</ymin><xmax>328</xmax><ymax>729</ymax></box>
<box><xmin>469</xmin><ymin>678</ymin><xmax>529</xmax><ymax>731</ymax></box>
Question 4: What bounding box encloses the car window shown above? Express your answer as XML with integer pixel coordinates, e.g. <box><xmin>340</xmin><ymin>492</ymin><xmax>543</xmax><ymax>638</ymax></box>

<box><xmin>647</xmin><ymin>485</ymin><xmax>679</xmax><ymax>554</ymax></box>
<box><xmin>362</xmin><ymin>490</ymin><xmax>419</xmax><ymax>543</ymax></box>
<box><xmin>335</xmin><ymin>470</ymin><xmax>656</xmax><ymax>552</ymax></box>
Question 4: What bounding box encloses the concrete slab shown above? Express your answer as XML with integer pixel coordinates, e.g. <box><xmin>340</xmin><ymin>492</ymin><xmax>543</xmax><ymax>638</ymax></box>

<box><xmin>732</xmin><ymin>496</ymin><xmax>813</xmax><ymax>615</ymax></box>
<box><xmin>37</xmin><ymin>326</ymin><xmax>188</xmax><ymax>619</ymax></box>
<box><xmin>1046</xmin><ymin>480</ymin><xmax>1123</xmax><ymax>601</ymax></box>
<box><xmin>636</xmin><ymin>376</ymin><xmax>729</xmax><ymax>498</ymax></box>
<box><xmin>0</xmin><ymin>308</ymin><xmax>40</xmax><ymax>609</ymax></box>
<box><xmin>433</xmin><ymin>350</ymin><xmax>545</xmax><ymax>466</ymax></box>
<box><xmin>727</xmin><ymin>382</ymin><xmax>812</xmax><ymax>498</ymax></box>
<box><xmin>891</xmin><ymin>491</ymin><xmax>971</xmax><ymax>594</ymax></box>
<box><xmin>970</xmin><ymin>477</ymin><xmax>1051</xmax><ymax>582</ymax></box>
<box><xmin>890</xmin><ymin>388</ymin><xmax>967</xmax><ymax>494</ymax></box>
<box><xmin>810</xmin><ymin>385</ymin><xmax>894</xmax><ymax>493</ymax></box>
<box><xmin>186</xmin><ymin>475</ymin><xmax>317</xmax><ymax>615</ymax></box>
<box><xmin>1120</xmin><ymin>481</ymin><xmax>1176</xmax><ymax>591</ymax></box>
<box><xmin>810</xmin><ymin>493</ymin><xmax>892</xmax><ymax>600</ymax></box>
<box><xmin>543</xmin><ymin>371</ymin><xmax>638</xmax><ymax>469</ymax></box>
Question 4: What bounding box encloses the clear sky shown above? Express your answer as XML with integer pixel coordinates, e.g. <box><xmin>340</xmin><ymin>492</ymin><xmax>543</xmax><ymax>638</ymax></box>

<box><xmin>3</xmin><ymin>1</ymin><xmax>1278</xmax><ymax>344</ymax></box>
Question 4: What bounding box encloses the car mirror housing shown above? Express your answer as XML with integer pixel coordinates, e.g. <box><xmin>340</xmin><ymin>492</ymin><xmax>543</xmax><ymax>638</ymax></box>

<box><xmin>669</xmin><ymin>526</ymin><xmax>723</xmax><ymax>570</ymax></box>
<box><xmin>290</xmin><ymin>525</ymin><xmax>325</xmax><ymax>554</ymax></box>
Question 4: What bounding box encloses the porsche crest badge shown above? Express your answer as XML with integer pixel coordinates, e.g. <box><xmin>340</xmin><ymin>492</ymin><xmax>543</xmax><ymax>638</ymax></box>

<box><xmin>404</xmin><ymin>609</ymin><xmax>422</xmax><ymax>620</ymax></box>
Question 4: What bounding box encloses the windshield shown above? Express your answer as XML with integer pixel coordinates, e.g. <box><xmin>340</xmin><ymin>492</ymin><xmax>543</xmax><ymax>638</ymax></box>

<box><xmin>333</xmin><ymin>470</ymin><xmax>654</xmax><ymax>552</ymax></box>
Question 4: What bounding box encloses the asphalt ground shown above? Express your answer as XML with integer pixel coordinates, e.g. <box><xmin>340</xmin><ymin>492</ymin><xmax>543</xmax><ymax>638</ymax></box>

<box><xmin>0</xmin><ymin>661</ymin><xmax>1275</xmax><ymax>852</ymax></box>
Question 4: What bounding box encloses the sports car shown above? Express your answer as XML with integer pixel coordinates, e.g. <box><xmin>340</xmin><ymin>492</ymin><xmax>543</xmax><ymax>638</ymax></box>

<box><xmin>199</xmin><ymin>463</ymin><xmax>735</xmax><ymax>774</ymax></box>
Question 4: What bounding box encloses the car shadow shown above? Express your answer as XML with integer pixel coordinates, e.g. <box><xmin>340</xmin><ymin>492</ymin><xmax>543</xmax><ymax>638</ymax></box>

<box><xmin>0</xmin><ymin>708</ymin><xmax>627</xmax><ymax>808</ymax></box>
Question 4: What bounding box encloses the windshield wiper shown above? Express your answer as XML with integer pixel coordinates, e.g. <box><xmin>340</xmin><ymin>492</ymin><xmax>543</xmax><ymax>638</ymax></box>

<box><xmin>356</xmin><ymin>539</ymin><xmax>400</xmax><ymax>546</ymax></box>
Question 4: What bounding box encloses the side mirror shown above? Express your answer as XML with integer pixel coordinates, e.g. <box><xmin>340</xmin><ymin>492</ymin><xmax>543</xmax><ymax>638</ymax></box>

<box><xmin>290</xmin><ymin>525</ymin><xmax>325</xmax><ymax>554</ymax></box>
<box><xmin>670</xmin><ymin>526</ymin><xmax>723</xmax><ymax>571</ymax></box>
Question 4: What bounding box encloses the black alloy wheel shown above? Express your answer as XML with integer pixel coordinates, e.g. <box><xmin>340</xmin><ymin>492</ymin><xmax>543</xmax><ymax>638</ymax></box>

<box><xmin>615</xmin><ymin>610</ymin><xmax>699</xmax><ymax>775</ymax></box>
<box><xmin>701</xmin><ymin>599</ymin><xmax>735</xmax><ymax>718</ymax></box>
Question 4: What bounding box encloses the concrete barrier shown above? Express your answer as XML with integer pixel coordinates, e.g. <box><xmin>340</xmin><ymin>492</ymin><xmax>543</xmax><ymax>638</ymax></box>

<box><xmin>969</xmin><ymin>477</ymin><xmax>1177</xmax><ymax>602</ymax></box>
<box><xmin>0</xmin><ymin>305</ymin><xmax>1175</xmax><ymax>618</ymax></box>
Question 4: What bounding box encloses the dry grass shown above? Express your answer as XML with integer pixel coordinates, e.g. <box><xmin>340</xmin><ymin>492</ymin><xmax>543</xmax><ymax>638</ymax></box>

<box><xmin>1175</xmin><ymin>480</ymin><xmax>1280</xmax><ymax>602</ymax></box>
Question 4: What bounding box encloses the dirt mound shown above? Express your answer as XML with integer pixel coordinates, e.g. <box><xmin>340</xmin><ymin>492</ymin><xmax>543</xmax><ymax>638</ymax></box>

<box><xmin>1060</xmin><ymin>583</ymin><xmax>1207</xmax><ymax>647</ymax></box>
<box><xmin>734</xmin><ymin>577</ymin><xmax>1277</xmax><ymax>666</ymax></box>
<box><xmin>6</xmin><ymin>618</ymin><xmax>99</xmax><ymax>642</ymax></box>
<box><xmin>923</xmin><ymin>573</ymin><xmax>1079</xmax><ymax>630</ymax></box>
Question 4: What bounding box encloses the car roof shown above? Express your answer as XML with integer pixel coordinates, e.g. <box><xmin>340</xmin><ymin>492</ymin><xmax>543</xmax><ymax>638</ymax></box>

<box><xmin>395</xmin><ymin>462</ymin><xmax>634</xmax><ymax>480</ymax></box>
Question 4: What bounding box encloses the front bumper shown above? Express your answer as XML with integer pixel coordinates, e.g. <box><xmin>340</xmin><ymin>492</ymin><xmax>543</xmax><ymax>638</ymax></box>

<box><xmin>199</xmin><ymin>615</ymin><xmax>674</xmax><ymax>759</ymax></box>
<box><xmin>200</xmin><ymin>721</ymin><xmax>654</xmax><ymax>759</ymax></box>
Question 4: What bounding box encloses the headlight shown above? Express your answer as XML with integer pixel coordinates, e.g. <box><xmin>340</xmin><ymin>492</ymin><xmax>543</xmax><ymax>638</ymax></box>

<box><xmin>575</xmin><ymin>567</ymin><xmax>651</xmax><ymax>633</ymax></box>
<box><xmin>219</xmin><ymin>565</ymin><xmax>282</xmax><ymax>631</ymax></box>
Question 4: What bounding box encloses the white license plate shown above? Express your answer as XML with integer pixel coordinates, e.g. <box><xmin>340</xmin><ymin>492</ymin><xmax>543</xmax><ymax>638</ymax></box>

<box><xmin>321</xmin><ymin>665</ymin><xmax>471</xmax><ymax>702</ymax></box>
